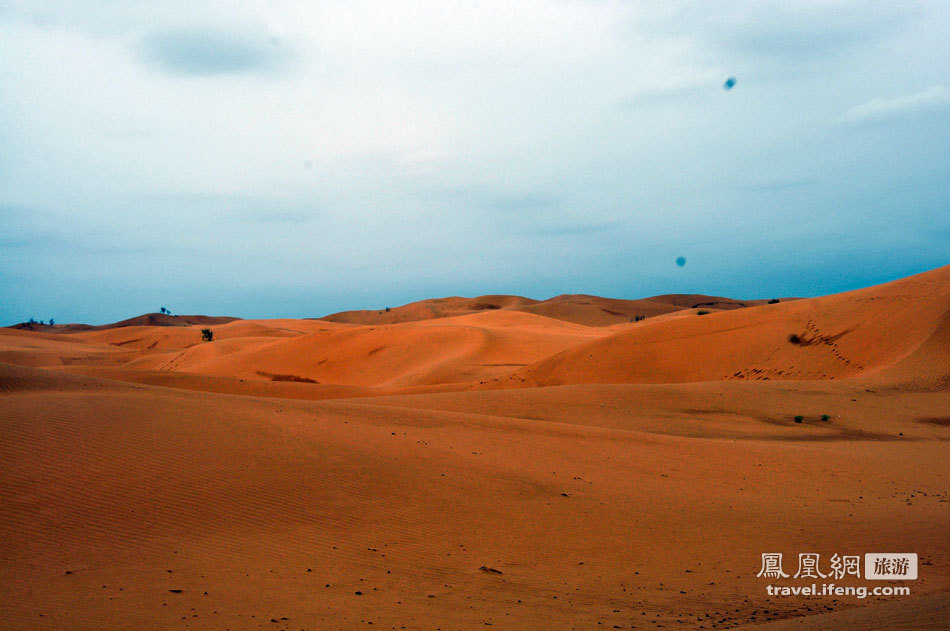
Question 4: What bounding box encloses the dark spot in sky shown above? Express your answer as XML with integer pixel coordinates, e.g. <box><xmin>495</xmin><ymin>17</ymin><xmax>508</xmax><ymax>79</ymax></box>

<box><xmin>723</xmin><ymin>77</ymin><xmax>737</xmax><ymax>90</ymax></box>
<box><xmin>676</xmin><ymin>256</ymin><xmax>686</xmax><ymax>267</ymax></box>
<box><xmin>139</xmin><ymin>28</ymin><xmax>289</xmax><ymax>76</ymax></box>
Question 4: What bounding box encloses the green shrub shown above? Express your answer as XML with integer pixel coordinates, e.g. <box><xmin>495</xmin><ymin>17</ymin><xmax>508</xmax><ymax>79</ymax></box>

<box><xmin>697</xmin><ymin>310</ymin><xmax>710</xmax><ymax>315</ymax></box>
<box><xmin>768</xmin><ymin>298</ymin><xmax>780</xmax><ymax>304</ymax></box>
<box><xmin>794</xmin><ymin>415</ymin><xmax>804</xmax><ymax>423</ymax></box>
<box><xmin>201</xmin><ymin>328</ymin><xmax>213</xmax><ymax>342</ymax></box>
<box><xmin>821</xmin><ymin>414</ymin><xmax>830</xmax><ymax>422</ymax></box>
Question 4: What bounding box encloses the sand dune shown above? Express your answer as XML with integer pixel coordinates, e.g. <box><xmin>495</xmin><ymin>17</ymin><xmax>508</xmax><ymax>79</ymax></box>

<box><xmin>69</xmin><ymin>319</ymin><xmax>327</xmax><ymax>351</ymax></box>
<box><xmin>0</xmin><ymin>327</ymin><xmax>132</xmax><ymax>368</ymax></box>
<box><xmin>1</xmin><ymin>361</ymin><xmax>947</xmax><ymax>630</ymax></box>
<box><xmin>9</xmin><ymin>312</ymin><xmax>240</xmax><ymax>334</ymax></box>
<box><xmin>320</xmin><ymin>294</ymin><xmax>539</xmax><ymax>325</ymax></box>
<box><xmin>505</xmin><ymin>266</ymin><xmax>950</xmax><ymax>388</ymax></box>
<box><xmin>165</xmin><ymin>310</ymin><xmax>607</xmax><ymax>388</ymax></box>
<box><xmin>320</xmin><ymin>292</ymin><xmax>777</xmax><ymax>327</ymax></box>
<box><xmin>1</xmin><ymin>266</ymin><xmax>947</xmax><ymax>629</ymax></box>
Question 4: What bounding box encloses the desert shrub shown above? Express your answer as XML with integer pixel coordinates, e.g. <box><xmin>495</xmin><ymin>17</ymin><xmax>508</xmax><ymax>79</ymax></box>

<box><xmin>788</xmin><ymin>333</ymin><xmax>803</xmax><ymax>345</ymax></box>
<box><xmin>697</xmin><ymin>310</ymin><xmax>710</xmax><ymax>315</ymax></box>
<box><xmin>201</xmin><ymin>328</ymin><xmax>213</xmax><ymax>342</ymax></box>
<box><xmin>49</xmin><ymin>318</ymin><xmax>55</xmax><ymax>326</ymax></box>
<box><xmin>634</xmin><ymin>315</ymin><xmax>645</xmax><ymax>322</ymax></box>
<box><xmin>794</xmin><ymin>415</ymin><xmax>804</xmax><ymax>423</ymax></box>
<box><xmin>768</xmin><ymin>298</ymin><xmax>780</xmax><ymax>304</ymax></box>
<box><xmin>821</xmin><ymin>414</ymin><xmax>830</xmax><ymax>422</ymax></box>
<box><xmin>385</xmin><ymin>307</ymin><xmax>391</xmax><ymax>312</ymax></box>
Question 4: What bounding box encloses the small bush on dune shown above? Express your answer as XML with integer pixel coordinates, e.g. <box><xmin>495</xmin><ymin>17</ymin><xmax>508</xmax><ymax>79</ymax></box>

<box><xmin>201</xmin><ymin>328</ymin><xmax>213</xmax><ymax>342</ymax></box>
<box><xmin>769</xmin><ymin>298</ymin><xmax>780</xmax><ymax>304</ymax></box>
<box><xmin>794</xmin><ymin>415</ymin><xmax>804</xmax><ymax>423</ymax></box>
<box><xmin>697</xmin><ymin>310</ymin><xmax>710</xmax><ymax>315</ymax></box>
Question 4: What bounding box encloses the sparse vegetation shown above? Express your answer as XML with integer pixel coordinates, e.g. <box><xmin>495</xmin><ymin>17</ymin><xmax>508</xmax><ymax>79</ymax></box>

<box><xmin>49</xmin><ymin>318</ymin><xmax>55</xmax><ymax>326</ymax></box>
<box><xmin>794</xmin><ymin>415</ymin><xmax>804</xmax><ymax>423</ymax></box>
<box><xmin>697</xmin><ymin>310</ymin><xmax>710</xmax><ymax>315</ymax></box>
<box><xmin>160</xmin><ymin>307</ymin><xmax>167</xmax><ymax>314</ymax></box>
<box><xmin>788</xmin><ymin>333</ymin><xmax>803</xmax><ymax>345</ymax></box>
<box><xmin>201</xmin><ymin>328</ymin><xmax>213</xmax><ymax>342</ymax></box>
<box><xmin>633</xmin><ymin>315</ymin><xmax>645</xmax><ymax>322</ymax></box>
<box><xmin>768</xmin><ymin>298</ymin><xmax>780</xmax><ymax>304</ymax></box>
<box><xmin>821</xmin><ymin>414</ymin><xmax>830</xmax><ymax>422</ymax></box>
<box><xmin>256</xmin><ymin>371</ymin><xmax>318</xmax><ymax>384</ymax></box>
<box><xmin>385</xmin><ymin>307</ymin><xmax>391</xmax><ymax>312</ymax></box>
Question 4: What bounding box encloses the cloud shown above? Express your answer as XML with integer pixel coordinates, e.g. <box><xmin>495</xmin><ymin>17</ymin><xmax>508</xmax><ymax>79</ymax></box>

<box><xmin>839</xmin><ymin>85</ymin><xmax>950</xmax><ymax>124</ymax></box>
<box><xmin>137</xmin><ymin>27</ymin><xmax>291</xmax><ymax>77</ymax></box>
<box><xmin>411</xmin><ymin>186</ymin><xmax>564</xmax><ymax>213</ymax></box>
<box><xmin>397</xmin><ymin>149</ymin><xmax>454</xmax><ymax>166</ymax></box>
<box><xmin>521</xmin><ymin>220</ymin><xmax>621</xmax><ymax>238</ymax></box>
<box><xmin>741</xmin><ymin>177</ymin><xmax>817</xmax><ymax>193</ymax></box>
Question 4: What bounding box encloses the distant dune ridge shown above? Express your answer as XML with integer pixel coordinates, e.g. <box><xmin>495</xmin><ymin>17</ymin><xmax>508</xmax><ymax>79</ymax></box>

<box><xmin>320</xmin><ymin>292</ymin><xmax>775</xmax><ymax>327</ymax></box>
<box><xmin>9</xmin><ymin>312</ymin><xmax>238</xmax><ymax>334</ymax></box>
<box><xmin>1</xmin><ymin>265</ymin><xmax>947</xmax><ymax>630</ymax></box>
<box><xmin>6</xmin><ymin>265</ymin><xmax>944</xmax><ymax>392</ymax></box>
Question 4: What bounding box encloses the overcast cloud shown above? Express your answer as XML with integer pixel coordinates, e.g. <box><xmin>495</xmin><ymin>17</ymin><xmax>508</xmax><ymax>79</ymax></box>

<box><xmin>1</xmin><ymin>1</ymin><xmax>948</xmax><ymax>324</ymax></box>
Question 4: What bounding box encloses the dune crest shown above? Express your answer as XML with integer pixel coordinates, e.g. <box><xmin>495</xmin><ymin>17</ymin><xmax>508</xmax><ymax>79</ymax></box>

<box><xmin>502</xmin><ymin>266</ymin><xmax>949</xmax><ymax>388</ymax></box>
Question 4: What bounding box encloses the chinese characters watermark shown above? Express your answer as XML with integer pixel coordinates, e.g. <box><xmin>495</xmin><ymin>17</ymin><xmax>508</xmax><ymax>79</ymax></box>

<box><xmin>756</xmin><ymin>552</ymin><xmax>916</xmax><ymax>599</ymax></box>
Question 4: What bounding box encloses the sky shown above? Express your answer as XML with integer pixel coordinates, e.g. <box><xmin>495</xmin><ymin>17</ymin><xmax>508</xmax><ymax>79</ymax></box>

<box><xmin>1</xmin><ymin>1</ymin><xmax>948</xmax><ymax>325</ymax></box>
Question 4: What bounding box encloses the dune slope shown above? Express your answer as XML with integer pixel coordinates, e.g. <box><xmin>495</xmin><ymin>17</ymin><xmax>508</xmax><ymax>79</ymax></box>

<box><xmin>506</xmin><ymin>266</ymin><xmax>949</xmax><ymax>388</ymax></box>
<box><xmin>0</xmin><ymin>363</ymin><xmax>947</xmax><ymax>630</ymax></box>
<box><xmin>163</xmin><ymin>310</ymin><xmax>607</xmax><ymax>388</ymax></box>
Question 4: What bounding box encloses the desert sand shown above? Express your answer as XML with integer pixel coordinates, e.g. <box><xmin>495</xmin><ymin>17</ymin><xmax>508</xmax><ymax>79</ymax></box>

<box><xmin>1</xmin><ymin>266</ymin><xmax>947</xmax><ymax>630</ymax></box>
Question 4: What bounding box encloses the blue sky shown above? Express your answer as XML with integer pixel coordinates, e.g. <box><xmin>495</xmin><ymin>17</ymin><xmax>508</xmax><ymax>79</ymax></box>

<box><xmin>1</xmin><ymin>1</ymin><xmax>948</xmax><ymax>324</ymax></box>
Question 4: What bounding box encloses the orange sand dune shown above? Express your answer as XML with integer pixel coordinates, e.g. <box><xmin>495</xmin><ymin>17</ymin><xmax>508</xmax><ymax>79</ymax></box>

<box><xmin>166</xmin><ymin>310</ymin><xmax>607</xmax><ymax>388</ymax></box>
<box><xmin>9</xmin><ymin>312</ymin><xmax>240</xmax><ymax>334</ymax></box>
<box><xmin>320</xmin><ymin>292</ymin><xmax>777</xmax><ymax>327</ymax></box>
<box><xmin>0</xmin><ymin>361</ymin><xmax>947</xmax><ymax>630</ymax></box>
<box><xmin>505</xmin><ymin>266</ymin><xmax>949</xmax><ymax>388</ymax></box>
<box><xmin>0</xmin><ymin>327</ymin><xmax>133</xmax><ymax>368</ymax></box>
<box><xmin>68</xmin><ymin>318</ymin><xmax>338</xmax><ymax>351</ymax></box>
<box><xmin>513</xmin><ymin>294</ymin><xmax>683</xmax><ymax>326</ymax></box>
<box><xmin>648</xmin><ymin>293</ymin><xmax>776</xmax><ymax>310</ymax></box>
<box><xmin>732</xmin><ymin>592</ymin><xmax>950</xmax><ymax>630</ymax></box>
<box><xmin>321</xmin><ymin>294</ymin><xmax>539</xmax><ymax>325</ymax></box>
